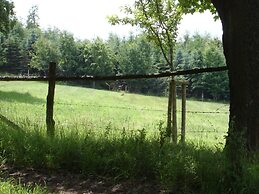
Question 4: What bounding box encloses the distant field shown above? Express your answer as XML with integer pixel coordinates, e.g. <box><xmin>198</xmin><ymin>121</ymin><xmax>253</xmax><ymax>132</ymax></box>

<box><xmin>0</xmin><ymin>81</ymin><xmax>229</xmax><ymax>145</ymax></box>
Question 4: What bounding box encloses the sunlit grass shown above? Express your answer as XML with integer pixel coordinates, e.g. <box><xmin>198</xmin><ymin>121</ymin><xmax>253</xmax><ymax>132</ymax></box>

<box><xmin>0</xmin><ymin>180</ymin><xmax>47</xmax><ymax>194</ymax></box>
<box><xmin>0</xmin><ymin>81</ymin><xmax>229</xmax><ymax>145</ymax></box>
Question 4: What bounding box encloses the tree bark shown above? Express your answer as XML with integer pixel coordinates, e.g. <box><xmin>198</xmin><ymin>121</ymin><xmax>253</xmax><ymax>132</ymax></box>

<box><xmin>210</xmin><ymin>2</ymin><xmax>259</xmax><ymax>191</ymax></box>
<box><xmin>46</xmin><ymin>62</ymin><xmax>56</xmax><ymax>137</ymax></box>
<box><xmin>212</xmin><ymin>0</ymin><xmax>259</xmax><ymax>151</ymax></box>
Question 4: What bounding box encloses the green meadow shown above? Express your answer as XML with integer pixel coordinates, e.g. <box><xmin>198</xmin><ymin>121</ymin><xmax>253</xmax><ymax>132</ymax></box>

<box><xmin>0</xmin><ymin>81</ymin><xmax>229</xmax><ymax>145</ymax></box>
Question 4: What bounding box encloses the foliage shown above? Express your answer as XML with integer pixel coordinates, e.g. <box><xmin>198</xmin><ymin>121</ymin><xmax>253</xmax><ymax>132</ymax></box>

<box><xmin>176</xmin><ymin>33</ymin><xmax>229</xmax><ymax>100</ymax></box>
<box><xmin>0</xmin><ymin>5</ymin><xmax>228</xmax><ymax>99</ymax></box>
<box><xmin>0</xmin><ymin>21</ymin><xmax>228</xmax><ymax>99</ymax></box>
<box><xmin>58</xmin><ymin>31</ymin><xmax>80</xmax><ymax>76</ymax></box>
<box><xmin>0</xmin><ymin>22</ymin><xmax>29</xmax><ymax>73</ymax></box>
<box><xmin>30</xmin><ymin>29</ymin><xmax>61</xmax><ymax>73</ymax></box>
<box><xmin>177</xmin><ymin>0</ymin><xmax>217</xmax><ymax>18</ymax></box>
<box><xmin>82</xmin><ymin>37</ymin><xmax>114</xmax><ymax>76</ymax></box>
<box><xmin>26</xmin><ymin>5</ymin><xmax>40</xmax><ymax>29</ymax></box>
<box><xmin>0</xmin><ymin>0</ymin><xmax>15</xmax><ymax>34</ymax></box>
<box><xmin>108</xmin><ymin>0</ymin><xmax>182</xmax><ymax>70</ymax></box>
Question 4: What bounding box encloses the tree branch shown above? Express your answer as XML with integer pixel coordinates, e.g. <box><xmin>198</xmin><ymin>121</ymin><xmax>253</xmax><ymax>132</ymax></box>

<box><xmin>139</xmin><ymin>0</ymin><xmax>171</xmax><ymax>65</ymax></box>
<box><xmin>154</xmin><ymin>0</ymin><xmax>173</xmax><ymax>65</ymax></box>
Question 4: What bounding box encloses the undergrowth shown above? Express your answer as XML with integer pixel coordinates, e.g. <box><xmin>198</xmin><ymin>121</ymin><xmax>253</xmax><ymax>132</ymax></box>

<box><xmin>0</xmin><ymin>120</ymin><xmax>258</xmax><ymax>194</ymax></box>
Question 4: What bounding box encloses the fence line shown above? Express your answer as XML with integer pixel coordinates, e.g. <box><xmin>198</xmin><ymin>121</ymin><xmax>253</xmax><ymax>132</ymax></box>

<box><xmin>55</xmin><ymin>102</ymin><xmax>229</xmax><ymax>114</ymax></box>
<box><xmin>0</xmin><ymin>110</ymin><xmax>226</xmax><ymax>135</ymax></box>
<box><xmin>0</xmin><ymin>63</ymin><xmax>229</xmax><ymax>140</ymax></box>
<box><xmin>0</xmin><ymin>97</ymin><xmax>228</xmax><ymax>114</ymax></box>
<box><xmin>0</xmin><ymin>66</ymin><xmax>227</xmax><ymax>82</ymax></box>
<box><xmin>19</xmin><ymin>101</ymin><xmax>228</xmax><ymax>114</ymax></box>
<box><xmin>186</xmin><ymin>109</ymin><xmax>228</xmax><ymax>114</ymax></box>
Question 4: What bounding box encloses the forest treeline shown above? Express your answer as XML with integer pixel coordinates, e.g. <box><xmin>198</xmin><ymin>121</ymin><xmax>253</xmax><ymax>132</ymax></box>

<box><xmin>0</xmin><ymin>6</ymin><xmax>229</xmax><ymax>100</ymax></box>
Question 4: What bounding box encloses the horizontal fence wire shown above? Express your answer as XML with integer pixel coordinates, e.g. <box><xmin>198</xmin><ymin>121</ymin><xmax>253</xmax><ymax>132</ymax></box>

<box><xmin>186</xmin><ymin>111</ymin><xmax>228</xmax><ymax>114</ymax></box>
<box><xmin>0</xmin><ymin>100</ymin><xmax>229</xmax><ymax>114</ymax></box>
<box><xmin>54</xmin><ymin>102</ymin><xmax>229</xmax><ymax>114</ymax></box>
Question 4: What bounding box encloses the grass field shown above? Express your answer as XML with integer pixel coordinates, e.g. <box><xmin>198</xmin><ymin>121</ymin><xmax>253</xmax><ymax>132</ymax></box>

<box><xmin>0</xmin><ymin>81</ymin><xmax>229</xmax><ymax>145</ymax></box>
<box><xmin>1</xmin><ymin>81</ymin><xmax>257</xmax><ymax>193</ymax></box>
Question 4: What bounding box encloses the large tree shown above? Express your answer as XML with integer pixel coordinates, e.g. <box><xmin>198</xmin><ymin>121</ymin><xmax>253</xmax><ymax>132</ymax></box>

<box><xmin>179</xmin><ymin>0</ymin><xmax>259</xmax><ymax>151</ymax></box>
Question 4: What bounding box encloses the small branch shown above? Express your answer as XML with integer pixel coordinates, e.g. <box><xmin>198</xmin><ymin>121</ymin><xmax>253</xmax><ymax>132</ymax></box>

<box><xmin>139</xmin><ymin>0</ymin><xmax>171</xmax><ymax>65</ymax></box>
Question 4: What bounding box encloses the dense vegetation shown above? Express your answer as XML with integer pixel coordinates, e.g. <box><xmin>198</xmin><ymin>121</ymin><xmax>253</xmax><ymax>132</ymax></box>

<box><xmin>0</xmin><ymin>6</ymin><xmax>228</xmax><ymax>100</ymax></box>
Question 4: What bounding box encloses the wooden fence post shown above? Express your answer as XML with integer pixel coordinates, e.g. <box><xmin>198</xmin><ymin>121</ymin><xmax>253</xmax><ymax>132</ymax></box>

<box><xmin>46</xmin><ymin>62</ymin><xmax>56</xmax><ymax>137</ymax></box>
<box><xmin>172</xmin><ymin>79</ymin><xmax>177</xmax><ymax>143</ymax></box>
<box><xmin>181</xmin><ymin>83</ymin><xmax>187</xmax><ymax>143</ymax></box>
<box><xmin>167</xmin><ymin>80</ymin><xmax>173</xmax><ymax>137</ymax></box>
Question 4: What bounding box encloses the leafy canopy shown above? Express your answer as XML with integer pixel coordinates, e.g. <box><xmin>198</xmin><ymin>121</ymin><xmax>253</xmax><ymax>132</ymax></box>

<box><xmin>0</xmin><ymin>0</ymin><xmax>15</xmax><ymax>34</ymax></box>
<box><xmin>26</xmin><ymin>5</ymin><xmax>40</xmax><ymax>29</ymax></box>
<box><xmin>108</xmin><ymin>0</ymin><xmax>182</xmax><ymax>69</ymax></box>
<box><xmin>178</xmin><ymin>0</ymin><xmax>216</xmax><ymax>13</ymax></box>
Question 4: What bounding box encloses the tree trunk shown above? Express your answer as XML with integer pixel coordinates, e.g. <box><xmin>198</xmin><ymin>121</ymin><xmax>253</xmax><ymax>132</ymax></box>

<box><xmin>211</xmin><ymin>2</ymin><xmax>259</xmax><ymax>191</ymax></box>
<box><xmin>46</xmin><ymin>62</ymin><xmax>56</xmax><ymax>137</ymax></box>
<box><xmin>212</xmin><ymin>0</ymin><xmax>259</xmax><ymax>151</ymax></box>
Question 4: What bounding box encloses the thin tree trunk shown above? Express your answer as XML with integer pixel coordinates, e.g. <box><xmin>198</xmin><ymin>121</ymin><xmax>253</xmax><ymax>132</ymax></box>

<box><xmin>181</xmin><ymin>83</ymin><xmax>186</xmax><ymax>143</ymax></box>
<box><xmin>170</xmin><ymin>46</ymin><xmax>177</xmax><ymax>143</ymax></box>
<box><xmin>167</xmin><ymin>80</ymin><xmax>173</xmax><ymax>137</ymax></box>
<box><xmin>171</xmin><ymin>79</ymin><xmax>177</xmax><ymax>143</ymax></box>
<box><xmin>167</xmin><ymin>45</ymin><xmax>177</xmax><ymax>143</ymax></box>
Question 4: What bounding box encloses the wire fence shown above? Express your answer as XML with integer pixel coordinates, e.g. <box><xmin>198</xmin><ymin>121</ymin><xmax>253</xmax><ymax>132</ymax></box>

<box><xmin>52</xmin><ymin>102</ymin><xmax>228</xmax><ymax>114</ymax></box>
<box><xmin>0</xmin><ymin>63</ymin><xmax>229</xmax><ymax>144</ymax></box>
<box><xmin>0</xmin><ymin>89</ymin><xmax>229</xmax><ymax>144</ymax></box>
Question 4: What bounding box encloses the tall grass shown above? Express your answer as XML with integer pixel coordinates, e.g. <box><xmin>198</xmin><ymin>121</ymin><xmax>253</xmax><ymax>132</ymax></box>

<box><xmin>0</xmin><ymin>120</ymin><xmax>258</xmax><ymax>193</ymax></box>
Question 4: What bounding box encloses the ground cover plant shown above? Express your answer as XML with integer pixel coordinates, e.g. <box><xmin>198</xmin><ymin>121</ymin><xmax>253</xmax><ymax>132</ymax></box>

<box><xmin>0</xmin><ymin>81</ymin><xmax>258</xmax><ymax>193</ymax></box>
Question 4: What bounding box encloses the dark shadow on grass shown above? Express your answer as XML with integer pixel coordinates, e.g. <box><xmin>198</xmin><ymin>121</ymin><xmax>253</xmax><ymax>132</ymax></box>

<box><xmin>0</xmin><ymin>113</ymin><xmax>24</xmax><ymax>131</ymax></box>
<box><xmin>0</xmin><ymin>91</ymin><xmax>44</xmax><ymax>104</ymax></box>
